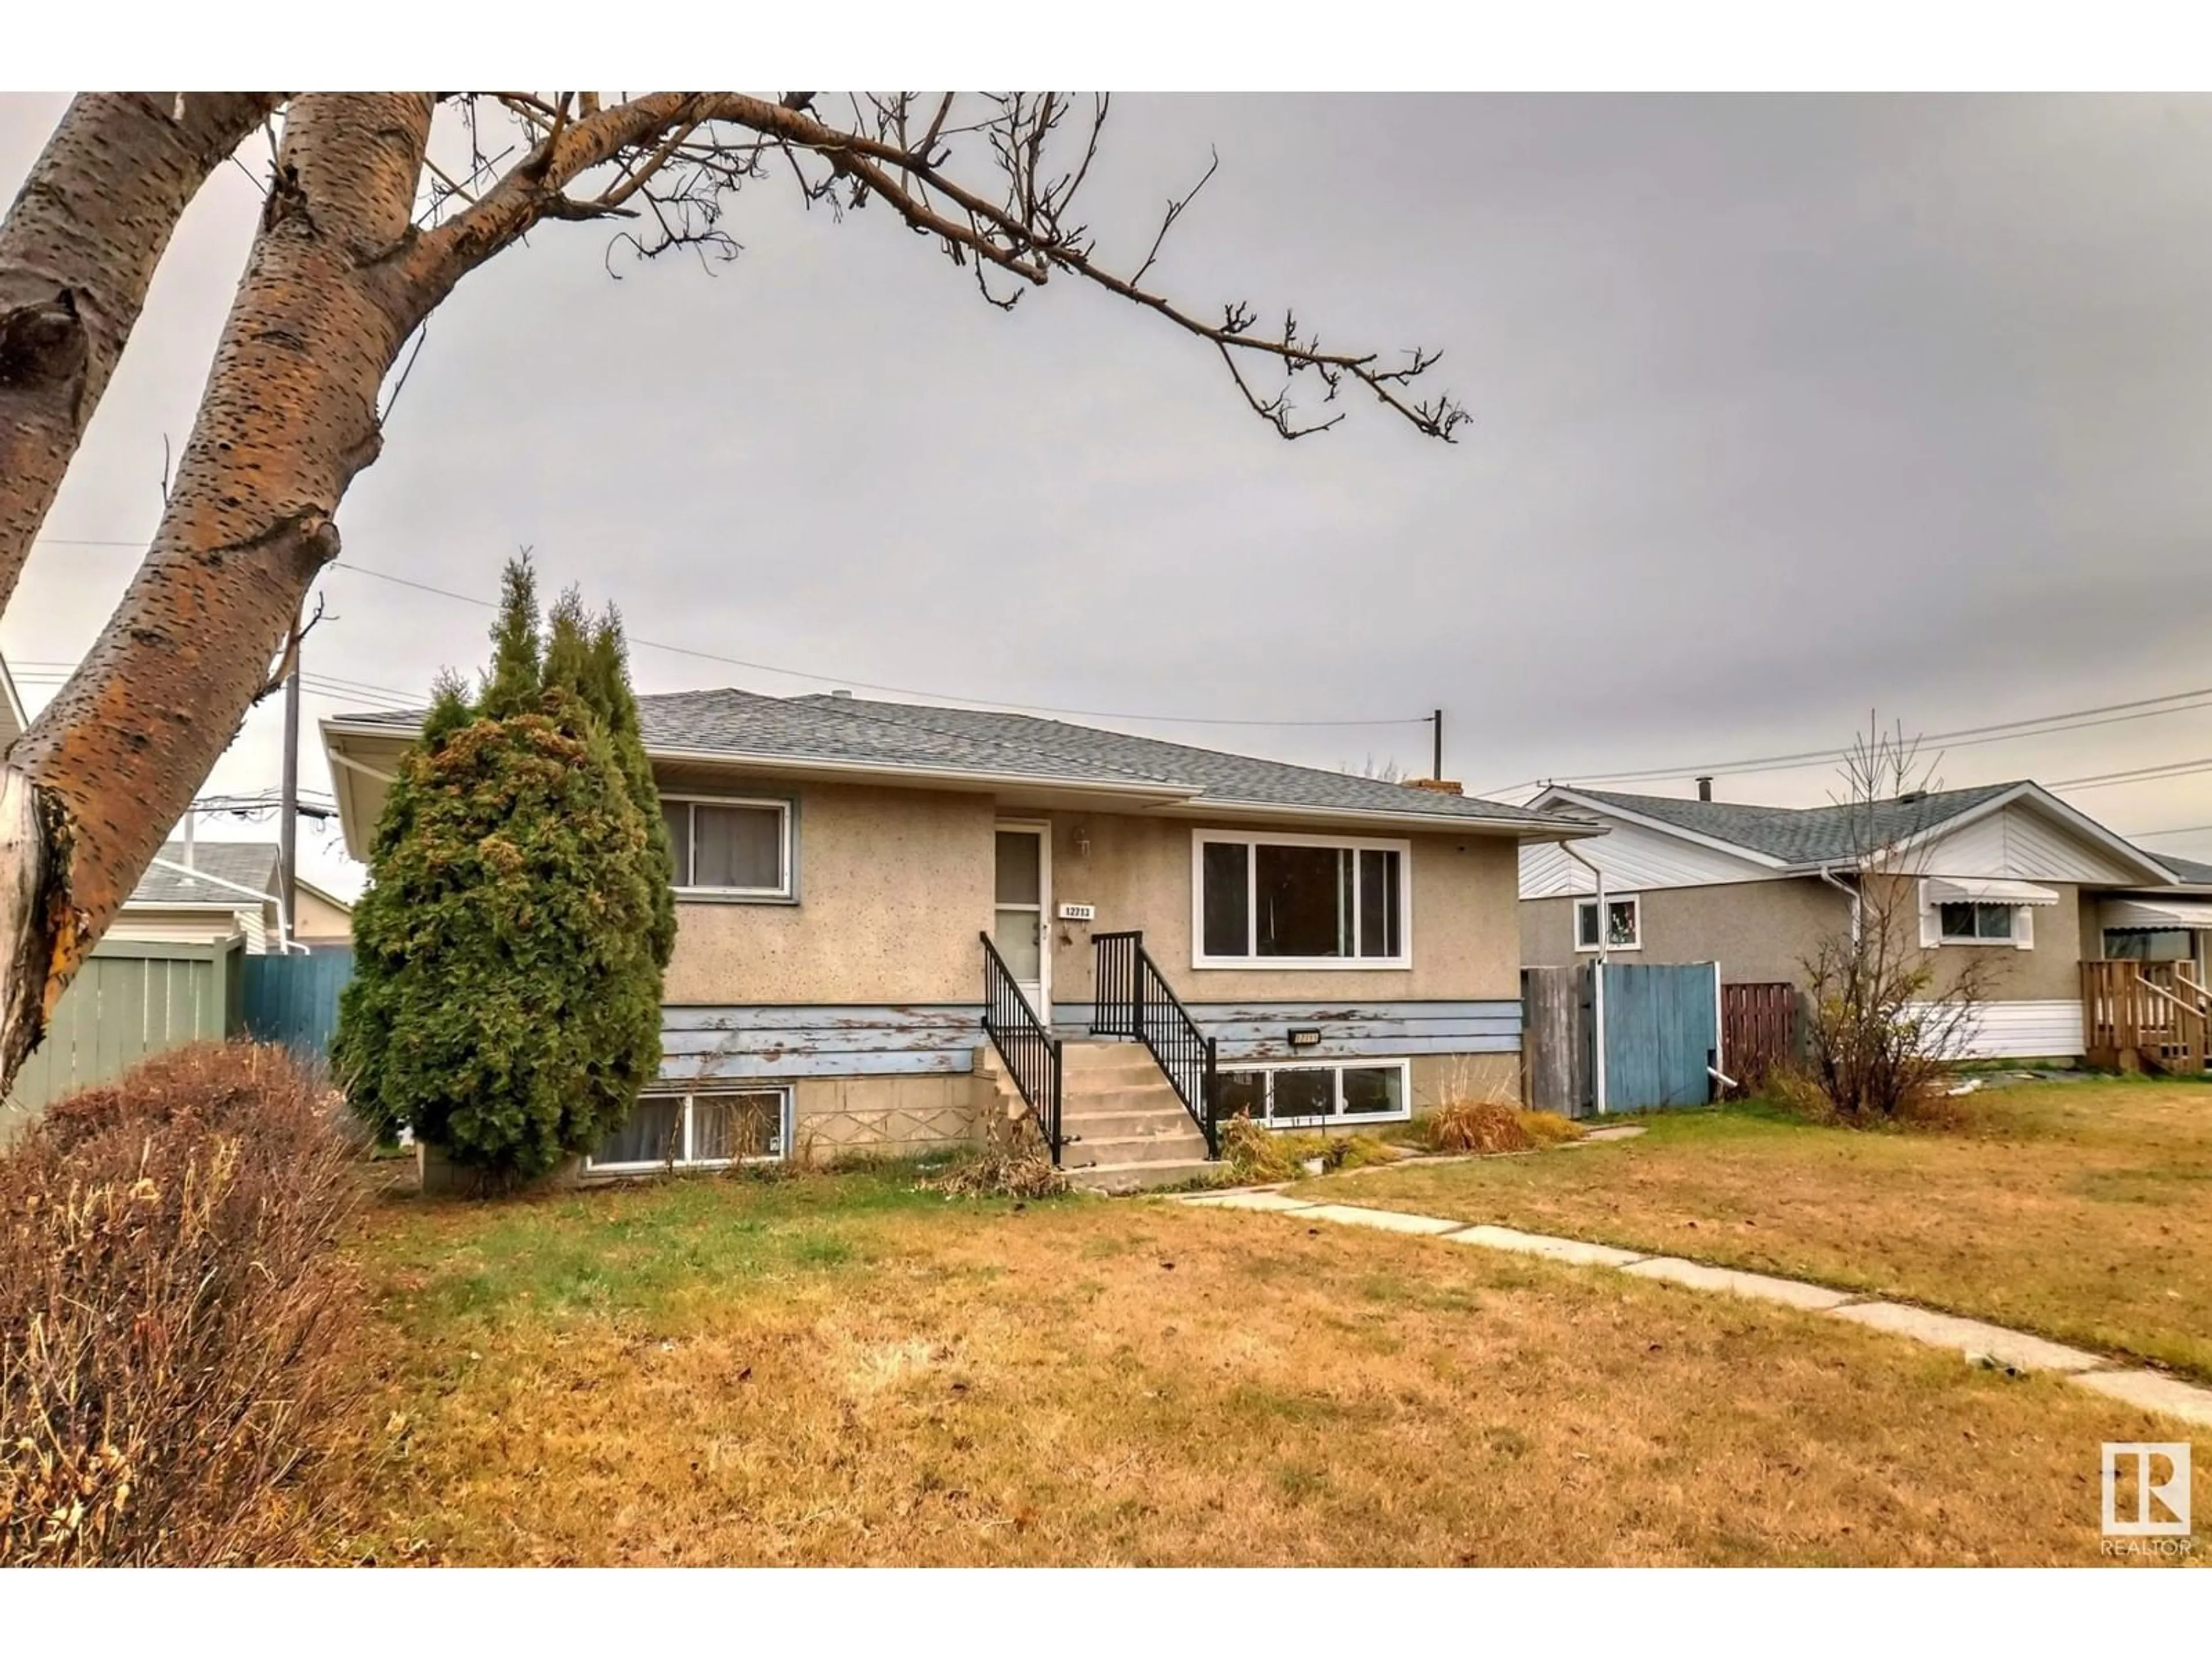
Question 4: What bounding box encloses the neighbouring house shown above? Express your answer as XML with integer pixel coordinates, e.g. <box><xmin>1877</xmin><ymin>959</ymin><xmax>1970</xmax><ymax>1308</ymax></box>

<box><xmin>324</xmin><ymin>690</ymin><xmax>1599</xmax><ymax>1188</ymax></box>
<box><xmin>111</xmin><ymin>839</ymin><xmax>355</xmax><ymax>955</ymax></box>
<box><xmin>1518</xmin><ymin>778</ymin><xmax>2212</xmax><ymax>1065</ymax></box>
<box><xmin>0</xmin><ymin>655</ymin><xmax>25</xmax><ymax>750</ymax></box>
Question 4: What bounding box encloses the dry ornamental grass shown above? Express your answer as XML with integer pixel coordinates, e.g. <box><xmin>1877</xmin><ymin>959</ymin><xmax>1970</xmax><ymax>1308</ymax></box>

<box><xmin>0</xmin><ymin>1043</ymin><xmax>364</xmax><ymax>1566</ymax></box>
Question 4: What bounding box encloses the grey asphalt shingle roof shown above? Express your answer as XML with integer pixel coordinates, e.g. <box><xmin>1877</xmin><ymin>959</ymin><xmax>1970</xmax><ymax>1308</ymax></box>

<box><xmin>2150</xmin><ymin>851</ymin><xmax>2212</xmax><ymax>885</ymax></box>
<box><xmin>128</xmin><ymin>842</ymin><xmax>279</xmax><ymax>907</ymax></box>
<box><xmin>1556</xmin><ymin>782</ymin><xmax>2026</xmax><ymax>866</ymax></box>
<box><xmin>335</xmin><ymin>689</ymin><xmax>1575</xmax><ymax>829</ymax></box>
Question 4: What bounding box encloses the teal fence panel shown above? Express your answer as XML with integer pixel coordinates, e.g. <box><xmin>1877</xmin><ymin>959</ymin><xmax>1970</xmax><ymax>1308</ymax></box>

<box><xmin>1597</xmin><ymin>961</ymin><xmax>1718</xmax><ymax>1112</ymax></box>
<box><xmin>241</xmin><ymin>948</ymin><xmax>354</xmax><ymax>1062</ymax></box>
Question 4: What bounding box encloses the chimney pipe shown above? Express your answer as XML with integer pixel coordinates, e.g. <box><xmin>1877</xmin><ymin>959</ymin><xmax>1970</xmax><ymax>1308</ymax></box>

<box><xmin>1696</xmin><ymin>775</ymin><xmax>1713</xmax><ymax>802</ymax></box>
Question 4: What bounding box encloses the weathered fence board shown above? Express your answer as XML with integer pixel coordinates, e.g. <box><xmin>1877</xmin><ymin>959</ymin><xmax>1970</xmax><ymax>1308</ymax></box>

<box><xmin>1521</xmin><ymin>967</ymin><xmax>1588</xmax><ymax>1117</ymax></box>
<box><xmin>1721</xmin><ymin>980</ymin><xmax>1798</xmax><ymax>1095</ymax></box>
<box><xmin>1599</xmin><ymin>961</ymin><xmax>1719</xmax><ymax>1112</ymax></box>
<box><xmin>1</xmin><ymin>936</ymin><xmax>244</xmax><ymax>1140</ymax></box>
<box><xmin>241</xmin><ymin>947</ymin><xmax>354</xmax><ymax>1062</ymax></box>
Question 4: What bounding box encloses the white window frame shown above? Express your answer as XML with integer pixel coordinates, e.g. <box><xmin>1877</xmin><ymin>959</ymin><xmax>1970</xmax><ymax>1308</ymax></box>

<box><xmin>584</xmin><ymin>1086</ymin><xmax>793</xmax><ymax>1174</ymax></box>
<box><xmin>1212</xmin><ymin>1056</ymin><xmax>1413</xmax><ymax>1127</ymax></box>
<box><xmin>1573</xmin><ymin>893</ymin><xmax>1642</xmax><ymax>953</ymax></box>
<box><xmin>663</xmin><ymin>794</ymin><xmax>795</xmax><ymax>902</ymax></box>
<box><xmin>1190</xmin><ymin>827</ymin><xmax>1412</xmax><ymax>971</ymax></box>
<box><xmin>1936</xmin><ymin>900</ymin><xmax>2021</xmax><ymax>947</ymax></box>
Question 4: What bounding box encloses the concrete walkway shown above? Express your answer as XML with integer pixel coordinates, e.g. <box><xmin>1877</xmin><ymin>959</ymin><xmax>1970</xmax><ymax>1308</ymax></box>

<box><xmin>1168</xmin><ymin>1187</ymin><xmax>2212</xmax><ymax>1429</ymax></box>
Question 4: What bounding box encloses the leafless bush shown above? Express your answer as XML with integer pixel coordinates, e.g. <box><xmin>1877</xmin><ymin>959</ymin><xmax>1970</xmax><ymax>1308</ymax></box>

<box><xmin>0</xmin><ymin>1042</ymin><xmax>363</xmax><ymax>1565</ymax></box>
<box><xmin>1798</xmin><ymin>722</ymin><xmax>1990</xmax><ymax>1127</ymax></box>
<box><xmin>925</xmin><ymin>1100</ymin><xmax>1069</xmax><ymax>1200</ymax></box>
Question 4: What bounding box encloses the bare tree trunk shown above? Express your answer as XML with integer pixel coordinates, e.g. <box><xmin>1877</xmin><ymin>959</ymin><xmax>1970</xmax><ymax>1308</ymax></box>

<box><xmin>0</xmin><ymin>93</ymin><xmax>279</xmax><ymax>617</ymax></box>
<box><xmin>0</xmin><ymin>94</ymin><xmax>434</xmax><ymax>1088</ymax></box>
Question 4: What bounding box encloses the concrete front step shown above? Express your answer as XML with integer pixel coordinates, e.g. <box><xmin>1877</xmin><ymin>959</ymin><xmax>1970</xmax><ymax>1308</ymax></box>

<box><xmin>1060</xmin><ymin>1105</ymin><xmax>1204</xmax><ymax>1141</ymax></box>
<box><xmin>1065</xmin><ymin>1130</ymin><xmax>1211</xmax><ymax>1168</ymax></box>
<box><xmin>1067</xmin><ymin>1158</ymin><xmax>1217</xmax><ymax>1195</ymax></box>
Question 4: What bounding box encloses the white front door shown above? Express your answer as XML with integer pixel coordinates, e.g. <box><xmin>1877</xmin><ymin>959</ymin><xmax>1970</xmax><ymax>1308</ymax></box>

<box><xmin>993</xmin><ymin>823</ymin><xmax>1050</xmax><ymax>1014</ymax></box>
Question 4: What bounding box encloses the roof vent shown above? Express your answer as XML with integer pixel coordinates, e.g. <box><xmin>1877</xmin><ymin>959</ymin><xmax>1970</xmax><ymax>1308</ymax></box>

<box><xmin>1897</xmin><ymin>789</ymin><xmax>1927</xmax><ymax>805</ymax></box>
<box><xmin>1696</xmin><ymin>775</ymin><xmax>1713</xmax><ymax>802</ymax></box>
<box><xmin>829</xmin><ymin>688</ymin><xmax>853</xmax><ymax>699</ymax></box>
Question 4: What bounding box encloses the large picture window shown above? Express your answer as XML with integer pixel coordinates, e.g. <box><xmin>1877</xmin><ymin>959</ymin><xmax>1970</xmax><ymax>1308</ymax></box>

<box><xmin>588</xmin><ymin>1088</ymin><xmax>790</xmax><ymax>1172</ymax></box>
<box><xmin>1215</xmin><ymin>1059</ymin><xmax>1410</xmax><ymax>1126</ymax></box>
<box><xmin>1194</xmin><ymin>830</ymin><xmax>1409</xmax><ymax>968</ymax></box>
<box><xmin>662</xmin><ymin>796</ymin><xmax>792</xmax><ymax>899</ymax></box>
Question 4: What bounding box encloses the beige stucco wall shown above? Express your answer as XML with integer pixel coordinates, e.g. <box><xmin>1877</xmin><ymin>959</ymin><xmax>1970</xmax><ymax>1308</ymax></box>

<box><xmin>293</xmin><ymin>885</ymin><xmax>353</xmax><ymax>944</ymax></box>
<box><xmin>1524</xmin><ymin>874</ymin><xmax>2086</xmax><ymax>1001</ymax></box>
<box><xmin>660</xmin><ymin>777</ymin><xmax>996</xmax><ymax>1005</ymax></box>
<box><xmin>1913</xmin><ymin>879</ymin><xmax>2086</xmax><ymax>1002</ymax></box>
<box><xmin>1044</xmin><ymin>814</ymin><xmax>1522</xmax><ymax>1004</ymax></box>
<box><xmin>1521</xmin><ymin>878</ymin><xmax>1851</xmax><ymax>985</ymax></box>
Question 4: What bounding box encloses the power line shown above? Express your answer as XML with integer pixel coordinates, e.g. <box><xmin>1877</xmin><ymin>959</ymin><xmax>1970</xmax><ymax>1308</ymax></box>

<box><xmin>2047</xmin><ymin>756</ymin><xmax>2212</xmax><ymax>791</ymax></box>
<box><xmin>2128</xmin><ymin>823</ymin><xmax>2212</xmax><ymax>839</ymax></box>
<box><xmin>316</xmin><ymin>559</ymin><xmax>1429</xmax><ymax>729</ymax></box>
<box><xmin>1479</xmin><ymin>682</ymin><xmax>2212</xmax><ymax>800</ymax></box>
<box><xmin>25</xmin><ymin>536</ymin><xmax>1433</xmax><ymax>730</ymax></box>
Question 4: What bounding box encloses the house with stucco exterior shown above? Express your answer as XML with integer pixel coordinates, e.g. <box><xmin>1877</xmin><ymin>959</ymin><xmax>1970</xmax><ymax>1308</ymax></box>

<box><xmin>1519</xmin><ymin>779</ymin><xmax>2212</xmax><ymax>1063</ymax></box>
<box><xmin>111</xmin><ymin>839</ymin><xmax>354</xmax><ymax>955</ymax></box>
<box><xmin>325</xmin><ymin>689</ymin><xmax>1596</xmax><ymax>1188</ymax></box>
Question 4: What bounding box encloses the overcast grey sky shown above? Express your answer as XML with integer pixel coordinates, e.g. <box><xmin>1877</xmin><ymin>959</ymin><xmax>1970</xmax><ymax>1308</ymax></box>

<box><xmin>7</xmin><ymin>92</ymin><xmax>2212</xmax><ymax>896</ymax></box>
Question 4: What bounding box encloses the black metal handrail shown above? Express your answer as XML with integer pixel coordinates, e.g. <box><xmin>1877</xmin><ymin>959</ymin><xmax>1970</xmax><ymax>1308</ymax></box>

<box><xmin>980</xmin><ymin>931</ymin><xmax>1063</xmax><ymax>1164</ymax></box>
<box><xmin>1090</xmin><ymin>930</ymin><xmax>1218</xmax><ymax>1157</ymax></box>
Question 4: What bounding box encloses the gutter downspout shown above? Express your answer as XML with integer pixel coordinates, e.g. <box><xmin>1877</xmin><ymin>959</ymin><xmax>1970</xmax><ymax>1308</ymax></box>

<box><xmin>1817</xmin><ymin>864</ymin><xmax>1861</xmax><ymax>945</ymax></box>
<box><xmin>1565</xmin><ymin>844</ymin><xmax>1608</xmax><ymax>1116</ymax></box>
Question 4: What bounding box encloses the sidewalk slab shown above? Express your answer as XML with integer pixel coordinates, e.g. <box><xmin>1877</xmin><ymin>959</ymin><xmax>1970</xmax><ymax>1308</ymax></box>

<box><xmin>1622</xmin><ymin>1257</ymin><xmax>1854</xmax><ymax>1310</ymax></box>
<box><xmin>1445</xmin><ymin>1225</ymin><xmax>1646</xmax><ymax>1268</ymax></box>
<box><xmin>2070</xmin><ymin>1369</ymin><xmax>2212</xmax><ymax>1428</ymax></box>
<box><xmin>1828</xmin><ymin>1301</ymin><xmax>2106</xmax><ymax>1374</ymax></box>
<box><xmin>1176</xmin><ymin>1190</ymin><xmax>1312</xmax><ymax>1212</ymax></box>
<box><xmin>1296</xmin><ymin>1203</ymin><xmax>1468</xmax><ymax>1236</ymax></box>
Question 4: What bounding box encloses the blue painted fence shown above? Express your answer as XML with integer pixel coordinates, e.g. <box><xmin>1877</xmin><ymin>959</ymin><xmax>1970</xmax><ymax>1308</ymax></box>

<box><xmin>1594</xmin><ymin>961</ymin><xmax>1718</xmax><ymax>1112</ymax></box>
<box><xmin>241</xmin><ymin>948</ymin><xmax>354</xmax><ymax>1062</ymax></box>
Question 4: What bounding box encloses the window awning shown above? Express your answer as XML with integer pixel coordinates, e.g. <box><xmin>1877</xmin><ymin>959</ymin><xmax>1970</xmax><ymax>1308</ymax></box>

<box><xmin>2103</xmin><ymin>897</ymin><xmax>2212</xmax><ymax>930</ymax></box>
<box><xmin>1925</xmin><ymin>877</ymin><xmax>2061</xmax><ymax>906</ymax></box>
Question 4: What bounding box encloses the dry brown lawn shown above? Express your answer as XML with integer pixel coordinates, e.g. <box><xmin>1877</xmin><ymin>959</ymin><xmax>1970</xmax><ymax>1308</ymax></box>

<box><xmin>329</xmin><ymin>1163</ymin><xmax>2206</xmax><ymax>1566</ymax></box>
<box><xmin>1301</xmin><ymin>1080</ymin><xmax>2212</xmax><ymax>1378</ymax></box>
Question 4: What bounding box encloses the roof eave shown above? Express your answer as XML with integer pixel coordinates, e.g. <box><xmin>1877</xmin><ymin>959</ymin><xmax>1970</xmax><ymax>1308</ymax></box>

<box><xmin>1532</xmin><ymin>786</ymin><xmax>1791</xmax><ymax>868</ymax></box>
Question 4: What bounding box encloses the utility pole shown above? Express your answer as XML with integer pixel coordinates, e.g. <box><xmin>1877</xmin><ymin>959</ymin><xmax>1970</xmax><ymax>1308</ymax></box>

<box><xmin>279</xmin><ymin>605</ymin><xmax>302</xmax><ymax>949</ymax></box>
<box><xmin>1432</xmin><ymin>708</ymin><xmax>1444</xmax><ymax>782</ymax></box>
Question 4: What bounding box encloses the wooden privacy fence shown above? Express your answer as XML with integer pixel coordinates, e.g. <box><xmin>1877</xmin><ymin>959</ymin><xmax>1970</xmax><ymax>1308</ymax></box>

<box><xmin>0</xmin><ymin>935</ymin><xmax>244</xmax><ymax>1142</ymax></box>
<box><xmin>241</xmin><ymin>947</ymin><xmax>354</xmax><ymax>1062</ymax></box>
<box><xmin>2082</xmin><ymin>959</ymin><xmax>2208</xmax><ymax>1074</ymax></box>
<box><xmin>1521</xmin><ymin>965</ymin><xmax>1589</xmax><ymax>1116</ymax></box>
<box><xmin>1720</xmin><ymin>981</ymin><xmax>1798</xmax><ymax>1096</ymax></box>
<box><xmin>1521</xmin><ymin>960</ymin><xmax>1722</xmax><ymax>1116</ymax></box>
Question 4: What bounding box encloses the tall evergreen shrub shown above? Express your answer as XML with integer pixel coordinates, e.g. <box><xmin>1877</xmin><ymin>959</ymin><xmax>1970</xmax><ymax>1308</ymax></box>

<box><xmin>335</xmin><ymin>558</ymin><xmax>675</xmax><ymax>1183</ymax></box>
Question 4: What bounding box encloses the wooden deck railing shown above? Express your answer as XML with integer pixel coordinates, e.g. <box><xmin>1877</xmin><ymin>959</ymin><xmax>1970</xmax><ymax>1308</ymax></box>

<box><xmin>2082</xmin><ymin>959</ymin><xmax>2209</xmax><ymax>1073</ymax></box>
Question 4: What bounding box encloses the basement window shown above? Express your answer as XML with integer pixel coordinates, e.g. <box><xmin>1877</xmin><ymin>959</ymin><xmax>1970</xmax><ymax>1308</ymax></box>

<box><xmin>1194</xmin><ymin>830</ymin><xmax>1409</xmax><ymax>968</ymax></box>
<box><xmin>1215</xmin><ymin>1059</ymin><xmax>1410</xmax><ymax>1127</ymax></box>
<box><xmin>587</xmin><ymin>1088</ymin><xmax>790</xmax><ymax>1173</ymax></box>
